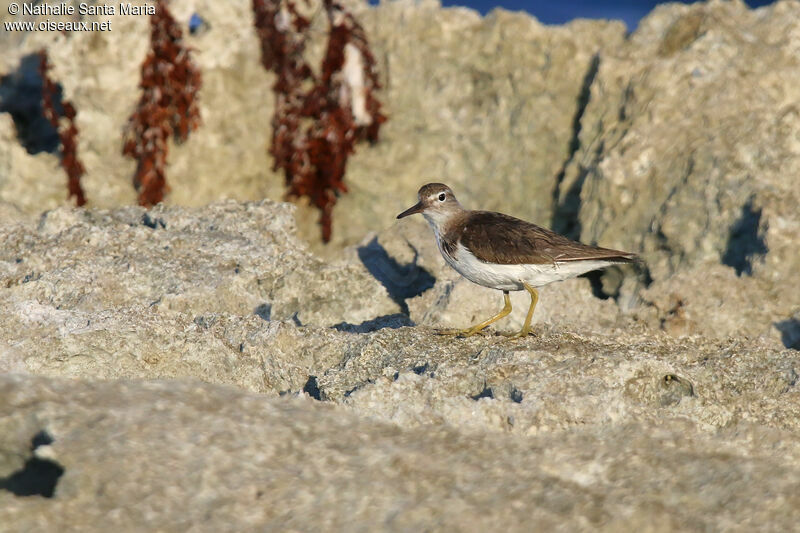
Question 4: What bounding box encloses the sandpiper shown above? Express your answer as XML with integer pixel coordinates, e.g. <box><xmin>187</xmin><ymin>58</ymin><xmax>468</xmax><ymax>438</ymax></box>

<box><xmin>397</xmin><ymin>183</ymin><xmax>638</xmax><ymax>337</ymax></box>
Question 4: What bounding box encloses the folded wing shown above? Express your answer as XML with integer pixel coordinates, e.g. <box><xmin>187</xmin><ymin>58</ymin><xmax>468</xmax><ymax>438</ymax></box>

<box><xmin>459</xmin><ymin>211</ymin><xmax>638</xmax><ymax>265</ymax></box>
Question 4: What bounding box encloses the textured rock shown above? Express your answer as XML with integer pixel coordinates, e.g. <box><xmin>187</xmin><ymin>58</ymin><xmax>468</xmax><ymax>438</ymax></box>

<box><xmin>0</xmin><ymin>113</ymin><xmax>63</xmax><ymax>214</ymax></box>
<box><xmin>556</xmin><ymin>0</ymin><xmax>800</xmax><ymax>340</ymax></box>
<box><xmin>0</xmin><ymin>200</ymin><xmax>399</xmax><ymax>327</ymax></box>
<box><xmin>2</xmin><ymin>0</ymin><xmax>800</xmax><ymax>529</ymax></box>
<box><xmin>1</xmin><ymin>366</ymin><xmax>800</xmax><ymax>531</ymax></box>
<box><xmin>0</xmin><ymin>199</ymin><xmax>799</xmax><ymax>530</ymax></box>
<box><xmin>0</xmin><ymin>0</ymin><xmax>623</xmax><ymax>252</ymax></box>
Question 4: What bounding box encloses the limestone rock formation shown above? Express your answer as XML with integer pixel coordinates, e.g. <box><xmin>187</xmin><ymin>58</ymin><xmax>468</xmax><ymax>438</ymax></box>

<box><xmin>0</xmin><ymin>199</ymin><xmax>798</xmax><ymax>530</ymax></box>
<box><xmin>556</xmin><ymin>0</ymin><xmax>800</xmax><ymax>341</ymax></box>
<box><xmin>0</xmin><ymin>0</ymin><xmax>624</xmax><ymax>251</ymax></box>
<box><xmin>1</xmin><ymin>333</ymin><xmax>799</xmax><ymax>531</ymax></box>
<box><xmin>2</xmin><ymin>0</ymin><xmax>800</xmax><ymax>530</ymax></box>
<box><xmin>0</xmin><ymin>200</ymin><xmax>399</xmax><ymax>327</ymax></box>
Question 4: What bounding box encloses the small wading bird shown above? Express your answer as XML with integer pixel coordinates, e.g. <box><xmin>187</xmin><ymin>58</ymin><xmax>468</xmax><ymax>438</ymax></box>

<box><xmin>397</xmin><ymin>183</ymin><xmax>639</xmax><ymax>338</ymax></box>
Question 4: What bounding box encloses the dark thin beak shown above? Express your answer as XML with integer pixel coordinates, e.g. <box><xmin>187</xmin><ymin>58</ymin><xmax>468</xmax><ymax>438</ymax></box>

<box><xmin>396</xmin><ymin>202</ymin><xmax>424</xmax><ymax>219</ymax></box>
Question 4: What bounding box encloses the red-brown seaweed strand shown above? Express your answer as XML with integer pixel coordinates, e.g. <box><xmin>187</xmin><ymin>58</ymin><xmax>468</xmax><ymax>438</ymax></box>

<box><xmin>123</xmin><ymin>0</ymin><xmax>202</xmax><ymax>206</ymax></box>
<box><xmin>252</xmin><ymin>0</ymin><xmax>386</xmax><ymax>242</ymax></box>
<box><xmin>39</xmin><ymin>50</ymin><xmax>87</xmax><ymax>206</ymax></box>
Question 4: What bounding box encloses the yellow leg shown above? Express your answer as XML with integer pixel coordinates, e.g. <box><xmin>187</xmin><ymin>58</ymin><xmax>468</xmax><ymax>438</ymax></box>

<box><xmin>504</xmin><ymin>282</ymin><xmax>539</xmax><ymax>338</ymax></box>
<box><xmin>439</xmin><ymin>291</ymin><xmax>512</xmax><ymax>337</ymax></box>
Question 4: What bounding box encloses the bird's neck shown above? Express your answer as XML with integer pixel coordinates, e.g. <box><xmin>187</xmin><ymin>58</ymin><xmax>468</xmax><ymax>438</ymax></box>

<box><xmin>423</xmin><ymin>208</ymin><xmax>465</xmax><ymax>240</ymax></box>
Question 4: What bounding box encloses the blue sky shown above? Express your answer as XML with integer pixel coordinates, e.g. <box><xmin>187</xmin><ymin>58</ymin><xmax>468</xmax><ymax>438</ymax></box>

<box><xmin>370</xmin><ymin>0</ymin><xmax>776</xmax><ymax>30</ymax></box>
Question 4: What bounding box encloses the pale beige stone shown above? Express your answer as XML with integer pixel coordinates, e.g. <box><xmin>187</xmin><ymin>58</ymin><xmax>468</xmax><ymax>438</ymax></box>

<box><xmin>2</xmin><ymin>1</ymin><xmax>800</xmax><ymax>530</ymax></box>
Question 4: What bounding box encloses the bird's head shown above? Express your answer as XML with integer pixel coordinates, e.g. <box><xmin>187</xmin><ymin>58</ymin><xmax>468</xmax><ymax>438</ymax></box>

<box><xmin>396</xmin><ymin>183</ymin><xmax>463</xmax><ymax>230</ymax></box>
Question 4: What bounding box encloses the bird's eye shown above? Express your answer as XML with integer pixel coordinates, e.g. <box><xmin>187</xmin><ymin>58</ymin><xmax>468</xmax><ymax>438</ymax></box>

<box><xmin>438</xmin><ymin>193</ymin><xmax>446</xmax><ymax>202</ymax></box>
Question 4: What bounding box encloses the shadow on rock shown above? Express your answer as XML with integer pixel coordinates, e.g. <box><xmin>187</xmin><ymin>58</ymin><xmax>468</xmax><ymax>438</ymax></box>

<box><xmin>0</xmin><ymin>430</ymin><xmax>64</xmax><ymax>498</ymax></box>
<box><xmin>303</xmin><ymin>376</ymin><xmax>323</xmax><ymax>400</ymax></box>
<box><xmin>776</xmin><ymin>319</ymin><xmax>800</xmax><ymax>350</ymax></box>
<box><xmin>722</xmin><ymin>198</ymin><xmax>768</xmax><ymax>276</ymax></box>
<box><xmin>550</xmin><ymin>53</ymin><xmax>601</xmax><ymax>241</ymax></box>
<box><xmin>357</xmin><ymin>237</ymin><xmax>435</xmax><ymax>314</ymax></box>
<box><xmin>254</xmin><ymin>303</ymin><xmax>272</xmax><ymax>321</ymax></box>
<box><xmin>333</xmin><ymin>313</ymin><xmax>414</xmax><ymax>334</ymax></box>
<box><xmin>0</xmin><ymin>54</ymin><xmax>61</xmax><ymax>155</ymax></box>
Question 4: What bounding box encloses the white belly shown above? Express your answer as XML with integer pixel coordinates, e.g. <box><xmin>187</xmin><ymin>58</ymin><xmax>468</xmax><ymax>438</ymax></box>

<box><xmin>443</xmin><ymin>242</ymin><xmax>617</xmax><ymax>291</ymax></box>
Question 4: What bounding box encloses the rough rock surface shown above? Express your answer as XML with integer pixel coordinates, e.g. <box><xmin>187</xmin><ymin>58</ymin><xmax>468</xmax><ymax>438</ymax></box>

<box><xmin>0</xmin><ymin>200</ymin><xmax>398</xmax><ymax>327</ymax></box>
<box><xmin>0</xmin><ymin>0</ymin><xmax>622</xmax><ymax>252</ymax></box>
<box><xmin>2</xmin><ymin>374</ymin><xmax>800</xmax><ymax>532</ymax></box>
<box><xmin>2</xmin><ymin>0</ymin><xmax>800</xmax><ymax>530</ymax></box>
<box><xmin>556</xmin><ymin>0</ymin><xmax>800</xmax><ymax>340</ymax></box>
<box><xmin>1</xmin><ymin>201</ymin><xmax>799</xmax><ymax>530</ymax></box>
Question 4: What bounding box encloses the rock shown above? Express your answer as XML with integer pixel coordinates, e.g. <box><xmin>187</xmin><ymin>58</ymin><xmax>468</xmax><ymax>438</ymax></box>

<box><xmin>555</xmin><ymin>0</ymin><xmax>800</xmax><ymax>342</ymax></box>
<box><xmin>637</xmin><ymin>262</ymin><xmax>793</xmax><ymax>344</ymax></box>
<box><xmin>0</xmin><ymin>0</ymin><xmax>624</xmax><ymax>252</ymax></box>
<box><xmin>776</xmin><ymin>312</ymin><xmax>800</xmax><ymax>351</ymax></box>
<box><xmin>2</xmin><ymin>367</ymin><xmax>800</xmax><ymax>530</ymax></box>
<box><xmin>0</xmin><ymin>341</ymin><xmax>26</xmax><ymax>374</ymax></box>
<box><xmin>0</xmin><ymin>199</ymin><xmax>799</xmax><ymax>529</ymax></box>
<box><xmin>0</xmin><ymin>201</ymin><xmax>794</xmax><ymax>425</ymax></box>
<box><xmin>2</xmin><ymin>1</ymin><xmax>800</xmax><ymax>529</ymax></box>
<box><xmin>0</xmin><ymin>114</ymin><xmax>63</xmax><ymax>214</ymax></box>
<box><xmin>0</xmin><ymin>201</ymin><xmax>399</xmax><ymax>328</ymax></box>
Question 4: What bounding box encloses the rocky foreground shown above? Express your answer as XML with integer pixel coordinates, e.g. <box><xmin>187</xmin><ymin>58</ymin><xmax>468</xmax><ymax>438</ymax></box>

<box><xmin>0</xmin><ymin>201</ymin><xmax>798</xmax><ymax>530</ymax></box>
<box><xmin>1</xmin><ymin>0</ymin><xmax>800</xmax><ymax>530</ymax></box>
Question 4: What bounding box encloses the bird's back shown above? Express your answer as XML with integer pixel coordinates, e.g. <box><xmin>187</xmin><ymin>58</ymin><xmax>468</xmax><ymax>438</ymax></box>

<box><xmin>454</xmin><ymin>211</ymin><xmax>637</xmax><ymax>266</ymax></box>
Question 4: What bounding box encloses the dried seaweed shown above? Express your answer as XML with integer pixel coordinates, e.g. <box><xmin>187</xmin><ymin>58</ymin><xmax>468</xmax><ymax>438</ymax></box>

<box><xmin>253</xmin><ymin>0</ymin><xmax>386</xmax><ymax>242</ymax></box>
<box><xmin>123</xmin><ymin>0</ymin><xmax>202</xmax><ymax>206</ymax></box>
<box><xmin>39</xmin><ymin>50</ymin><xmax>87</xmax><ymax>207</ymax></box>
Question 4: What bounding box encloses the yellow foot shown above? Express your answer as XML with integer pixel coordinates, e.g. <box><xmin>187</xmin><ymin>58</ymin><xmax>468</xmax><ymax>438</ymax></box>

<box><xmin>501</xmin><ymin>328</ymin><xmax>536</xmax><ymax>339</ymax></box>
<box><xmin>435</xmin><ymin>327</ymin><xmax>489</xmax><ymax>337</ymax></box>
<box><xmin>436</xmin><ymin>290</ymin><xmax>515</xmax><ymax>338</ymax></box>
<box><xmin>458</xmin><ymin>326</ymin><xmax>491</xmax><ymax>338</ymax></box>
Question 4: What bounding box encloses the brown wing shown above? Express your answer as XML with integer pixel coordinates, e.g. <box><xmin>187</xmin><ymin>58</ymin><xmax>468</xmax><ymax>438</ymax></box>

<box><xmin>457</xmin><ymin>211</ymin><xmax>638</xmax><ymax>265</ymax></box>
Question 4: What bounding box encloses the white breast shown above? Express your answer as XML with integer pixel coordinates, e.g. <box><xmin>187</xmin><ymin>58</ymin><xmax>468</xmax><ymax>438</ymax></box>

<box><xmin>443</xmin><ymin>242</ymin><xmax>617</xmax><ymax>292</ymax></box>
